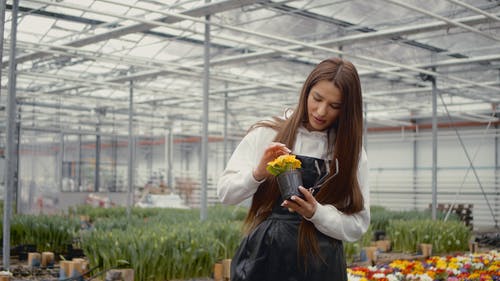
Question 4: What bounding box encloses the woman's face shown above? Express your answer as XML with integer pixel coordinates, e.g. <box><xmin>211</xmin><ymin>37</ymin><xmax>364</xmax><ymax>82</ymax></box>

<box><xmin>305</xmin><ymin>80</ymin><xmax>343</xmax><ymax>132</ymax></box>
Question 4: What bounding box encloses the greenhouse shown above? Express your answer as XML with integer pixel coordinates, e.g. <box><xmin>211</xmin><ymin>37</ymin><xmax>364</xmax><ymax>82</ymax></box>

<box><xmin>0</xmin><ymin>0</ymin><xmax>499</xmax><ymax>280</ymax></box>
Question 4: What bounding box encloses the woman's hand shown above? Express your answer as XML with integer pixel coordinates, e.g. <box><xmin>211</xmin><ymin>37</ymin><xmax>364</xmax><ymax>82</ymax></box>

<box><xmin>252</xmin><ymin>142</ymin><xmax>291</xmax><ymax>181</ymax></box>
<box><xmin>281</xmin><ymin>186</ymin><xmax>317</xmax><ymax>218</ymax></box>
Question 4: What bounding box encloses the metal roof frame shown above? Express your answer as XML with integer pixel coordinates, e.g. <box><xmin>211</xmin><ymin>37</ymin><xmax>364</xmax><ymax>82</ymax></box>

<box><xmin>0</xmin><ymin>0</ymin><xmax>498</xmax><ymax>135</ymax></box>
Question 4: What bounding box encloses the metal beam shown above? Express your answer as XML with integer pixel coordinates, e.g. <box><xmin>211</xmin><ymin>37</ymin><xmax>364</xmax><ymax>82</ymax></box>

<box><xmin>20</xmin><ymin>0</ymin><xmax>498</xmax><ymax>96</ymax></box>
<box><xmin>5</xmin><ymin>3</ymin><xmax>230</xmax><ymax>49</ymax></box>
<box><xmin>208</xmin><ymin>13</ymin><xmax>497</xmax><ymax>66</ymax></box>
<box><xmin>360</xmin><ymin>54</ymin><xmax>500</xmax><ymax>76</ymax></box>
<box><xmin>384</xmin><ymin>0</ymin><xmax>500</xmax><ymax>42</ymax></box>
<box><xmin>13</xmin><ymin>40</ymin><xmax>297</xmax><ymax>97</ymax></box>
<box><xmin>14</xmin><ymin>1</ymin><xmax>500</xmax><ymax>100</ymax></box>
<box><xmin>445</xmin><ymin>0</ymin><xmax>500</xmax><ymax>22</ymax></box>
<box><xmin>3</xmin><ymin>0</ymin><xmax>266</xmax><ymax>67</ymax></box>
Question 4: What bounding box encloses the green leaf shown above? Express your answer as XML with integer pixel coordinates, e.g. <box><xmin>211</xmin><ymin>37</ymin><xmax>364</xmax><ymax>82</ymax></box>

<box><xmin>266</xmin><ymin>165</ymin><xmax>281</xmax><ymax>176</ymax></box>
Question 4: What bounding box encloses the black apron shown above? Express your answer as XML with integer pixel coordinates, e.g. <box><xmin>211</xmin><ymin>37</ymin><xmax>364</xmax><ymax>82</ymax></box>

<box><xmin>231</xmin><ymin>155</ymin><xmax>347</xmax><ymax>281</ymax></box>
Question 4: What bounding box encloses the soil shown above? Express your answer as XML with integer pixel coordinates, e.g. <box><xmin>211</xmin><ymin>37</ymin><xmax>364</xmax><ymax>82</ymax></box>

<box><xmin>2</xmin><ymin>261</ymin><xmax>213</xmax><ymax>281</ymax></box>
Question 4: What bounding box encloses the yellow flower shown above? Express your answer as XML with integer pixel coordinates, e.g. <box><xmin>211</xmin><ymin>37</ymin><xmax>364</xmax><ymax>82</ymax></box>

<box><xmin>413</xmin><ymin>262</ymin><xmax>425</xmax><ymax>274</ymax></box>
<box><xmin>489</xmin><ymin>264</ymin><xmax>499</xmax><ymax>271</ymax></box>
<box><xmin>468</xmin><ymin>273</ymin><xmax>480</xmax><ymax>279</ymax></box>
<box><xmin>448</xmin><ymin>262</ymin><xmax>459</xmax><ymax>269</ymax></box>
<box><xmin>436</xmin><ymin>259</ymin><xmax>448</xmax><ymax>270</ymax></box>
<box><xmin>266</xmin><ymin>154</ymin><xmax>302</xmax><ymax>176</ymax></box>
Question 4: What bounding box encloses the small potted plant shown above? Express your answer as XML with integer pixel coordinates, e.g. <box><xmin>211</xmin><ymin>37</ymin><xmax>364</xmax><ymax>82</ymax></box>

<box><xmin>266</xmin><ymin>154</ymin><xmax>303</xmax><ymax>201</ymax></box>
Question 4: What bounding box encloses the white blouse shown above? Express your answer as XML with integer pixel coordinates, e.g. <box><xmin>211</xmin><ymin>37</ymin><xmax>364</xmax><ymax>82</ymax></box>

<box><xmin>217</xmin><ymin>126</ymin><xmax>370</xmax><ymax>242</ymax></box>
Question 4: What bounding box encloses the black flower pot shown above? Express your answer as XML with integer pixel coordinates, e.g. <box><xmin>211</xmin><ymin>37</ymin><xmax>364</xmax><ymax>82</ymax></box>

<box><xmin>17</xmin><ymin>244</ymin><xmax>37</xmax><ymax>261</ymax></box>
<box><xmin>277</xmin><ymin>170</ymin><xmax>303</xmax><ymax>201</ymax></box>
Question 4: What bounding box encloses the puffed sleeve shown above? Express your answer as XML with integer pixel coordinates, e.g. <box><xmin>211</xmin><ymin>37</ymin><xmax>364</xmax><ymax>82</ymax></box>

<box><xmin>305</xmin><ymin>147</ymin><xmax>370</xmax><ymax>242</ymax></box>
<box><xmin>217</xmin><ymin>127</ymin><xmax>277</xmax><ymax>205</ymax></box>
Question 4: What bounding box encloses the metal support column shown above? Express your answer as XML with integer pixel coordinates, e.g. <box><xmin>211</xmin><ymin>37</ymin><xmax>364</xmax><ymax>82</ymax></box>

<box><xmin>420</xmin><ymin>69</ymin><xmax>438</xmax><ymax>220</ymax></box>
<box><xmin>77</xmin><ymin>132</ymin><xmax>82</xmax><ymax>191</ymax></box>
<box><xmin>363</xmin><ymin>102</ymin><xmax>368</xmax><ymax>151</ymax></box>
<box><xmin>165</xmin><ymin>126</ymin><xmax>173</xmax><ymax>191</ymax></box>
<box><xmin>223</xmin><ymin>86</ymin><xmax>228</xmax><ymax>165</ymax></box>
<box><xmin>431</xmin><ymin>73</ymin><xmax>438</xmax><ymax>221</ymax></box>
<box><xmin>111</xmin><ymin>135</ymin><xmax>117</xmax><ymax>192</ymax></box>
<box><xmin>127</xmin><ymin>80</ymin><xmax>134</xmax><ymax>218</ymax></box>
<box><xmin>58</xmin><ymin>133</ymin><xmax>64</xmax><ymax>191</ymax></box>
<box><xmin>95</xmin><ymin>123</ymin><xmax>101</xmax><ymax>192</ymax></box>
<box><xmin>0</xmin><ymin>0</ymin><xmax>7</xmax><ymax>101</ymax></box>
<box><xmin>200</xmin><ymin>0</ymin><xmax>211</xmax><ymax>221</ymax></box>
<box><xmin>495</xmin><ymin>105</ymin><xmax>499</xmax><ymax>228</ymax></box>
<box><xmin>413</xmin><ymin>124</ymin><xmax>418</xmax><ymax>210</ymax></box>
<box><xmin>14</xmin><ymin>107</ymin><xmax>20</xmax><ymax>213</ymax></box>
<box><xmin>2</xmin><ymin>0</ymin><xmax>19</xmax><ymax>269</ymax></box>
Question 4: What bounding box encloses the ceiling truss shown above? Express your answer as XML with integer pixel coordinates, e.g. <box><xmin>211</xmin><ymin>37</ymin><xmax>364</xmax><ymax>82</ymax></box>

<box><xmin>0</xmin><ymin>0</ymin><xmax>499</xmax><ymax>137</ymax></box>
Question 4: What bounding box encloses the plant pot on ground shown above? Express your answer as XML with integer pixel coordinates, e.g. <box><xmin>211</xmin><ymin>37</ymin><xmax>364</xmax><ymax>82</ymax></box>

<box><xmin>17</xmin><ymin>244</ymin><xmax>37</xmax><ymax>261</ymax></box>
<box><xmin>64</xmin><ymin>244</ymin><xmax>85</xmax><ymax>260</ymax></box>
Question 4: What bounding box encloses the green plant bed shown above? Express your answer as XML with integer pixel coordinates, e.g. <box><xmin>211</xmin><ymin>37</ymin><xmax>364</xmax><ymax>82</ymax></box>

<box><xmin>1</xmin><ymin>205</ymin><xmax>472</xmax><ymax>281</ymax></box>
<box><xmin>369</xmin><ymin>205</ymin><xmax>460</xmax><ymax>236</ymax></box>
<box><xmin>79</xmin><ymin>206</ymin><xmax>244</xmax><ymax>281</ymax></box>
<box><xmin>1</xmin><ymin>214</ymin><xmax>80</xmax><ymax>254</ymax></box>
<box><xmin>387</xmin><ymin>219</ymin><xmax>471</xmax><ymax>254</ymax></box>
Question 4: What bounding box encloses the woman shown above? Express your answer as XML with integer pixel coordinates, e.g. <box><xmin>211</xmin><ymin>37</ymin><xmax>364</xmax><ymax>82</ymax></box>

<box><xmin>217</xmin><ymin>57</ymin><xmax>370</xmax><ymax>281</ymax></box>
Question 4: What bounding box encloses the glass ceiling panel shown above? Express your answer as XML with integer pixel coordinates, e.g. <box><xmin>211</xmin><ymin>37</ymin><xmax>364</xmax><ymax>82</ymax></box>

<box><xmin>0</xmin><ymin>0</ymin><xmax>498</xmax><ymax>137</ymax></box>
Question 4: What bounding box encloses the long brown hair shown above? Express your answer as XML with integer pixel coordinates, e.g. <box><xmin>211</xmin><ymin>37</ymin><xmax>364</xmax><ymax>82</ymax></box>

<box><xmin>242</xmin><ymin>57</ymin><xmax>365</xmax><ymax>263</ymax></box>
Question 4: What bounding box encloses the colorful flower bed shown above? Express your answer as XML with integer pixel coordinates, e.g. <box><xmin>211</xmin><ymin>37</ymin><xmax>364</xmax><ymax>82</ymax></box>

<box><xmin>348</xmin><ymin>251</ymin><xmax>500</xmax><ymax>281</ymax></box>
